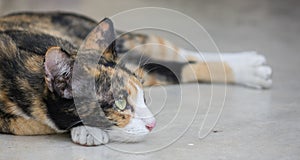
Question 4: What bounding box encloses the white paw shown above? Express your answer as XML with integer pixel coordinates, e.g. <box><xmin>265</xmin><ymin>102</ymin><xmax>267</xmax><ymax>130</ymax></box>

<box><xmin>71</xmin><ymin>126</ymin><xmax>109</xmax><ymax>146</ymax></box>
<box><xmin>224</xmin><ymin>51</ymin><xmax>272</xmax><ymax>89</ymax></box>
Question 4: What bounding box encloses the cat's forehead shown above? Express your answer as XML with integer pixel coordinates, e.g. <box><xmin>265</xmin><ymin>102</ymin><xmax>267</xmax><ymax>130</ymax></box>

<box><xmin>86</xmin><ymin>64</ymin><xmax>142</xmax><ymax>98</ymax></box>
<box><xmin>106</xmin><ymin>65</ymin><xmax>142</xmax><ymax>86</ymax></box>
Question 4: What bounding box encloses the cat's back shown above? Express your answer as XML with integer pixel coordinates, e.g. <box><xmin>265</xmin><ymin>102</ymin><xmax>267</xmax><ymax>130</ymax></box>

<box><xmin>0</xmin><ymin>12</ymin><xmax>96</xmax><ymax>40</ymax></box>
<box><xmin>0</xmin><ymin>12</ymin><xmax>98</xmax><ymax>56</ymax></box>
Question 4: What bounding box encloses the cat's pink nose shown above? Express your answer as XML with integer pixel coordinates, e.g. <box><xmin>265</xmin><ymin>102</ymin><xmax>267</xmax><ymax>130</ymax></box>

<box><xmin>145</xmin><ymin>121</ymin><xmax>156</xmax><ymax>132</ymax></box>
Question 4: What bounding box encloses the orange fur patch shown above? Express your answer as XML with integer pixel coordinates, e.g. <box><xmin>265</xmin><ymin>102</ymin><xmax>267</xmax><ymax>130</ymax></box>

<box><xmin>9</xmin><ymin>117</ymin><xmax>56</xmax><ymax>135</ymax></box>
<box><xmin>24</xmin><ymin>55</ymin><xmax>43</xmax><ymax>73</ymax></box>
<box><xmin>181</xmin><ymin>62</ymin><xmax>234</xmax><ymax>83</ymax></box>
<box><xmin>83</xmin><ymin>65</ymin><xmax>101</xmax><ymax>77</ymax></box>
<box><xmin>105</xmin><ymin>109</ymin><xmax>131</xmax><ymax>128</ymax></box>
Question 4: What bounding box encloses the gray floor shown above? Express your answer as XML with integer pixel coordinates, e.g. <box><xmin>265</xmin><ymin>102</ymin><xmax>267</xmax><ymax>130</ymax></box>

<box><xmin>0</xmin><ymin>0</ymin><xmax>300</xmax><ymax>160</ymax></box>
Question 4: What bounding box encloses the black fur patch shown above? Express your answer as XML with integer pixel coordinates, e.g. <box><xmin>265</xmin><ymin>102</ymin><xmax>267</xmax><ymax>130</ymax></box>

<box><xmin>51</xmin><ymin>13</ymin><xmax>96</xmax><ymax>40</ymax></box>
<box><xmin>44</xmin><ymin>95</ymin><xmax>82</xmax><ymax>130</ymax></box>
<box><xmin>1</xmin><ymin>30</ymin><xmax>77</xmax><ymax>55</ymax></box>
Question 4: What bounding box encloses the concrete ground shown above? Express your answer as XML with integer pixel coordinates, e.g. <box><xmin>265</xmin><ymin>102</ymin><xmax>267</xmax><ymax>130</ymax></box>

<box><xmin>0</xmin><ymin>0</ymin><xmax>299</xmax><ymax>159</ymax></box>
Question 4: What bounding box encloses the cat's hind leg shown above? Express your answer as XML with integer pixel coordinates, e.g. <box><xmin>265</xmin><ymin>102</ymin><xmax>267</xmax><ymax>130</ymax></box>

<box><xmin>178</xmin><ymin>49</ymin><xmax>272</xmax><ymax>89</ymax></box>
<box><xmin>138</xmin><ymin>51</ymin><xmax>272</xmax><ymax>89</ymax></box>
<box><xmin>117</xmin><ymin>33</ymin><xmax>272</xmax><ymax>88</ymax></box>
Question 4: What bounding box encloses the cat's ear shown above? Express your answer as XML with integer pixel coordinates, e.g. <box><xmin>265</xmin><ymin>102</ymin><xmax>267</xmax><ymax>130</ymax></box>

<box><xmin>82</xmin><ymin>18</ymin><xmax>117</xmax><ymax>64</ymax></box>
<box><xmin>44</xmin><ymin>47</ymin><xmax>73</xmax><ymax>99</ymax></box>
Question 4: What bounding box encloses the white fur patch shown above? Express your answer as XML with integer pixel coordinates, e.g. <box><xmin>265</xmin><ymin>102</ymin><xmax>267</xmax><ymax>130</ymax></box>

<box><xmin>71</xmin><ymin>126</ymin><xmax>109</xmax><ymax>146</ymax></box>
<box><xmin>134</xmin><ymin>85</ymin><xmax>156</xmax><ymax>124</ymax></box>
<box><xmin>135</xmin><ymin>85</ymin><xmax>147</xmax><ymax>109</ymax></box>
<box><xmin>222</xmin><ymin>52</ymin><xmax>272</xmax><ymax>89</ymax></box>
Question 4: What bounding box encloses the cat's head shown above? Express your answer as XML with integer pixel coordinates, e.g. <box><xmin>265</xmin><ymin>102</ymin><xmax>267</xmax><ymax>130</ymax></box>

<box><xmin>44</xmin><ymin>18</ymin><xmax>156</xmax><ymax>142</ymax></box>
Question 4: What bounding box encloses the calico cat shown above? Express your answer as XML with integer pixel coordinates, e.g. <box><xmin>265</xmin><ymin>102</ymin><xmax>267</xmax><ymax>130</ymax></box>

<box><xmin>0</xmin><ymin>12</ymin><xmax>272</xmax><ymax>146</ymax></box>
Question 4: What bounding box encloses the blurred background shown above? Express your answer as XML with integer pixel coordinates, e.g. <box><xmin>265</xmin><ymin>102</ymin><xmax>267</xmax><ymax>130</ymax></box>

<box><xmin>1</xmin><ymin>0</ymin><xmax>299</xmax><ymax>109</ymax></box>
<box><xmin>1</xmin><ymin>0</ymin><xmax>299</xmax><ymax>69</ymax></box>
<box><xmin>1</xmin><ymin>0</ymin><xmax>300</xmax><ymax>159</ymax></box>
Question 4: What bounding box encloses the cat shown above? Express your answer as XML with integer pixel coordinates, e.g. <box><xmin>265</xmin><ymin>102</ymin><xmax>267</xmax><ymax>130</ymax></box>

<box><xmin>0</xmin><ymin>12</ymin><xmax>272</xmax><ymax>146</ymax></box>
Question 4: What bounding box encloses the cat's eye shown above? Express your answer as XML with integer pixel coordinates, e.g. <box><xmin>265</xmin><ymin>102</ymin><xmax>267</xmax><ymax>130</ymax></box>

<box><xmin>115</xmin><ymin>99</ymin><xmax>126</xmax><ymax>110</ymax></box>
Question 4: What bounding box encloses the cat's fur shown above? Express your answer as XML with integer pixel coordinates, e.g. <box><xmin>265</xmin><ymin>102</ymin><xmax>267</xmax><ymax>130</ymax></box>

<box><xmin>0</xmin><ymin>12</ymin><xmax>272</xmax><ymax>146</ymax></box>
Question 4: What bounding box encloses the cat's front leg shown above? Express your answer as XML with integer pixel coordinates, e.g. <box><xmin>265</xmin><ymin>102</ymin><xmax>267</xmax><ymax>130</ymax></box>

<box><xmin>70</xmin><ymin>126</ymin><xmax>109</xmax><ymax>146</ymax></box>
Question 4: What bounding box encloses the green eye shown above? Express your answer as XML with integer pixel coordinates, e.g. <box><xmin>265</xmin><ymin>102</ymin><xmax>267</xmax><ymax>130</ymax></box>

<box><xmin>115</xmin><ymin>99</ymin><xmax>126</xmax><ymax>110</ymax></box>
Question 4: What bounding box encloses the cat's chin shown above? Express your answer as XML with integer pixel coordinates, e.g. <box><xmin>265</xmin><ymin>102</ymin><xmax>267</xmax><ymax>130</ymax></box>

<box><xmin>105</xmin><ymin>118</ymin><xmax>150</xmax><ymax>143</ymax></box>
<box><xmin>107</xmin><ymin>130</ymin><xmax>148</xmax><ymax>143</ymax></box>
